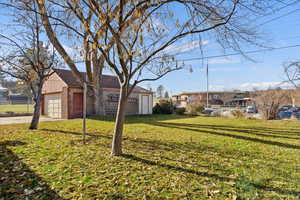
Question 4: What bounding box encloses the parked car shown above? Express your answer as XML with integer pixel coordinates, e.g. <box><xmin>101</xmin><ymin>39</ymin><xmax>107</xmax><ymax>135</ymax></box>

<box><xmin>287</xmin><ymin>106</ymin><xmax>300</xmax><ymax>113</ymax></box>
<box><xmin>278</xmin><ymin>105</ymin><xmax>293</xmax><ymax>112</ymax></box>
<box><xmin>246</xmin><ymin>105</ymin><xmax>257</xmax><ymax>113</ymax></box>
<box><xmin>210</xmin><ymin>109</ymin><xmax>221</xmax><ymax>117</ymax></box>
<box><xmin>278</xmin><ymin>111</ymin><xmax>292</xmax><ymax>119</ymax></box>
<box><xmin>202</xmin><ymin>109</ymin><xmax>214</xmax><ymax>115</ymax></box>
<box><xmin>294</xmin><ymin>112</ymin><xmax>300</xmax><ymax>119</ymax></box>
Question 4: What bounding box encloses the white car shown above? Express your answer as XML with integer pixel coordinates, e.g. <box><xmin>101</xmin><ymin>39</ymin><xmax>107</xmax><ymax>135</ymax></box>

<box><xmin>246</xmin><ymin>106</ymin><xmax>257</xmax><ymax>113</ymax></box>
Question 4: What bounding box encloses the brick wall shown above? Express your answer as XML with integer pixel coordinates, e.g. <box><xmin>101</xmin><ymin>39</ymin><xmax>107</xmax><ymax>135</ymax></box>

<box><xmin>61</xmin><ymin>87</ymin><xmax>69</xmax><ymax>119</ymax></box>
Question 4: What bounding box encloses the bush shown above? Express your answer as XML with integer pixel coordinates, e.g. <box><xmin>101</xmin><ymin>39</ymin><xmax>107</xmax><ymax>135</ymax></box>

<box><xmin>153</xmin><ymin>101</ymin><xmax>174</xmax><ymax>114</ymax></box>
<box><xmin>231</xmin><ymin>110</ymin><xmax>245</xmax><ymax>118</ymax></box>
<box><xmin>160</xmin><ymin>101</ymin><xmax>174</xmax><ymax>114</ymax></box>
<box><xmin>186</xmin><ymin>103</ymin><xmax>205</xmax><ymax>115</ymax></box>
<box><xmin>175</xmin><ymin>107</ymin><xmax>186</xmax><ymax>115</ymax></box>
<box><xmin>195</xmin><ymin>105</ymin><xmax>205</xmax><ymax>113</ymax></box>
<box><xmin>153</xmin><ymin>103</ymin><xmax>162</xmax><ymax>114</ymax></box>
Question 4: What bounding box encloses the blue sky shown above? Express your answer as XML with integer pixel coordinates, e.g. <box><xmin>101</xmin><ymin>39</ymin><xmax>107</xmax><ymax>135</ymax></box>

<box><xmin>1</xmin><ymin>1</ymin><xmax>300</xmax><ymax>95</ymax></box>
<box><xmin>145</xmin><ymin>2</ymin><xmax>300</xmax><ymax>95</ymax></box>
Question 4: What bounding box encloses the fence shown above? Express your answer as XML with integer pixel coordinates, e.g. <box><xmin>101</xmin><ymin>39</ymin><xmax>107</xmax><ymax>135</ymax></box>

<box><xmin>0</xmin><ymin>96</ymin><xmax>34</xmax><ymax>114</ymax></box>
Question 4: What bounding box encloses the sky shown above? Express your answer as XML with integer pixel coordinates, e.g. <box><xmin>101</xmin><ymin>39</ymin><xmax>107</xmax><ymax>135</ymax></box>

<box><xmin>1</xmin><ymin>1</ymin><xmax>300</xmax><ymax>96</ymax></box>
<box><xmin>145</xmin><ymin>1</ymin><xmax>300</xmax><ymax>96</ymax></box>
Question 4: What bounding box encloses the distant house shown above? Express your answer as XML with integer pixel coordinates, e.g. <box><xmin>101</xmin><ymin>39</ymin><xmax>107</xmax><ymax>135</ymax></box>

<box><xmin>172</xmin><ymin>91</ymin><xmax>252</xmax><ymax>107</ymax></box>
<box><xmin>41</xmin><ymin>69</ymin><xmax>153</xmax><ymax>119</ymax></box>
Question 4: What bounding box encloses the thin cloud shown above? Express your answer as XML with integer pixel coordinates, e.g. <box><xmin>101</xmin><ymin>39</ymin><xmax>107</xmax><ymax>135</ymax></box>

<box><xmin>209</xmin><ymin>85</ymin><xmax>226</xmax><ymax>91</ymax></box>
<box><xmin>208</xmin><ymin>57</ymin><xmax>240</xmax><ymax>64</ymax></box>
<box><xmin>164</xmin><ymin>40</ymin><xmax>209</xmax><ymax>54</ymax></box>
<box><xmin>49</xmin><ymin>44</ymin><xmax>83</xmax><ymax>62</ymax></box>
<box><xmin>199</xmin><ymin>67</ymin><xmax>239</xmax><ymax>72</ymax></box>
<box><xmin>239</xmin><ymin>81</ymin><xmax>293</xmax><ymax>90</ymax></box>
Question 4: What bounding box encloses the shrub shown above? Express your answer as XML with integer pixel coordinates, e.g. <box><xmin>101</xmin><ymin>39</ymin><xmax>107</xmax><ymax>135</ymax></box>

<box><xmin>153</xmin><ymin>101</ymin><xmax>174</xmax><ymax>114</ymax></box>
<box><xmin>153</xmin><ymin>103</ymin><xmax>162</xmax><ymax>114</ymax></box>
<box><xmin>231</xmin><ymin>110</ymin><xmax>245</xmax><ymax>118</ymax></box>
<box><xmin>254</xmin><ymin>89</ymin><xmax>291</xmax><ymax>120</ymax></box>
<box><xmin>186</xmin><ymin>103</ymin><xmax>205</xmax><ymax>115</ymax></box>
<box><xmin>160</xmin><ymin>101</ymin><xmax>174</xmax><ymax>114</ymax></box>
<box><xmin>195</xmin><ymin>105</ymin><xmax>205</xmax><ymax>113</ymax></box>
<box><xmin>175</xmin><ymin>107</ymin><xmax>186</xmax><ymax>115</ymax></box>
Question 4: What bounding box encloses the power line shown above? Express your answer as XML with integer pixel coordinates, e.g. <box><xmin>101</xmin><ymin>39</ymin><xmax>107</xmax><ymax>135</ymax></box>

<box><xmin>235</xmin><ymin>1</ymin><xmax>300</xmax><ymax>31</ymax></box>
<box><xmin>259</xmin><ymin>0</ymin><xmax>300</xmax><ymax>18</ymax></box>
<box><xmin>241</xmin><ymin>0</ymin><xmax>300</xmax><ymax>27</ymax></box>
<box><xmin>178</xmin><ymin>43</ymin><xmax>300</xmax><ymax>62</ymax></box>
<box><xmin>256</xmin><ymin>7</ymin><xmax>300</xmax><ymax>27</ymax></box>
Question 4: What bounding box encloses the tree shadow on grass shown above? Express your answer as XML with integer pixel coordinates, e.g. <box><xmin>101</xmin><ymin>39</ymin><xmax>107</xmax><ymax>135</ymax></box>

<box><xmin>89</xmin><ymin>114</ymin><xmax>197</xmax><ymax>124</ymax></box>
<box><xmin>41</xmin><ymin>128</ymin><xmax>185</xmax><ymax>152</ymax></box>
<box><xmin>157</xmin><ymin>123</ymin><xmax>300</xmax><ymax>140</ymax></box>
<box><xmin>122</xmin><ymin>154</ymin><xmax>300</xmax><ymax>197</ymax></box>
<box><xmin>89</xmin><ymin>114</ymin><xmax>300</xmax><ymax>137</ymax></box>
<box><xmin>121</xmin><ymin>154</ymin><xmax>232</xmax><ymax>182</ymax></box>
<box><xmin>196</xmin><ymin>124</ymin><xmax>300</xmax><ymax>138</ymax></box>
<box><xmin>0</xmin><ymin>141</ymin><xmax>66</xmax><ymax>200</ymax></box>
<box><xmin>148</xmin><ymin>121</ymin><xmax>300</xmax><ymax>150</ymax></box>
<box><xmin>40</xmin><ymin>128</ymin><xmax>300</xmax><ymax>198</ymax></box>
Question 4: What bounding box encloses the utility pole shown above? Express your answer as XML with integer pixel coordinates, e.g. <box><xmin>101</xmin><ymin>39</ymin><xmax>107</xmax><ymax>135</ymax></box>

<box><xmin>206</xmin><ymin>60</ymin><xmax>209</xmax><ymax>108</ymax></box>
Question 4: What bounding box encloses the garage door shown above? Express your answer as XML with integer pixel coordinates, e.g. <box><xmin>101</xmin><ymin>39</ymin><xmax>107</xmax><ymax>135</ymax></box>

<box><xmin>44</xmin><ymin>93</ymin><xmax>61</xmax><ymax>118</ymax></box>
<box><xmin>141</xmin><ymin>95</ymin><xmax>149</xmax><ymax>114</ymax></box>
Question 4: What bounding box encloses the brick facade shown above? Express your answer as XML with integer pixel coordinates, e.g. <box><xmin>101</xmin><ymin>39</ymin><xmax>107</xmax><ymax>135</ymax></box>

<box><xmin>61</xmin><ymin>87</ymin><xmax>69</xmax><ymax>119</ymax></box>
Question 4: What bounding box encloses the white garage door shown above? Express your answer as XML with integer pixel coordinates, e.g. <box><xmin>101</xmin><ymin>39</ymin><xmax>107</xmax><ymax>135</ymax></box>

<box><xmin>141</xmin><ymin>95</ymin><xmax>149</xmax><ymax>114</ymax></box>
<box><xmin>44</xmin><ymin>93</ymin><xmax>61</xmax><ymax>118</ymax></box>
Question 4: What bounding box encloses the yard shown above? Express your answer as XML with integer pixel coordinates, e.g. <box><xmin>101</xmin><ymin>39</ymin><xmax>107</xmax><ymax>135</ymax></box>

<box><xmin>0</xmin><ymin>104</ymin><xmax>33</xmax><ymax>113</ymax></box>
<box><xmin>0</xmin><ymin>115</ymin><xmax>299</xmax><ymax>200</ymax></box>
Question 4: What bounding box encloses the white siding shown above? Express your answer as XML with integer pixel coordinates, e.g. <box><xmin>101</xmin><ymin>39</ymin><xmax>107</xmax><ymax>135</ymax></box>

<box><xmin>139</xmin><ymin>94</ymin><xmax>153</xmax><ymax>114</ymax></box>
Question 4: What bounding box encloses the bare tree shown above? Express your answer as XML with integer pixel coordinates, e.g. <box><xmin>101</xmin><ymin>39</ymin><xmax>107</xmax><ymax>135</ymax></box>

<box><xmin>284</xmin><ymin>61</ymin><xmax>300</xmax><ymax>89</ymax></box>
<box><xmin>253</xmin><ymin>89</ymin><xmax>292</xmax><ymax>120</ymax></box>
<box><xmin>4</xmin><ymin>0</ymin><xmax>107</xmax><ymax>115</ymax></box>
<box><xmin>164</xmin><ymin>91</ymin><xmax>169</xmax><ymax>99</ymax></box>
<box><xmin>36</xmin><ymin>0</ymin><xmax>278</xmax><ymax>156</ymax></box>
<box><xmin>0</xmin><ymin>1</ymin><xmax>59</xmax><ymax>129</ymax></box>
<box><xmin>156</xmin><ymin>85</ymin><xmax>165</xmax><ymax>99</ymax></box>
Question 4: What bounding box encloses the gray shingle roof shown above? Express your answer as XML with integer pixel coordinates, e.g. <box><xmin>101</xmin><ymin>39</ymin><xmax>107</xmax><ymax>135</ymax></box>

<box><xmin>54</xmin><ymin>69</ymin><xmax>151</xmax><ymax>93</ymax></box>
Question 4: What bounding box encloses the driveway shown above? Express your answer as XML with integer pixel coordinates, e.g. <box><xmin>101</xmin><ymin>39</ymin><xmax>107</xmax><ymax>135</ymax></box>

<box><xmin>0</xmin><ymin>116</ymin><xmax>62</xmax><ymax>125</ymax></box>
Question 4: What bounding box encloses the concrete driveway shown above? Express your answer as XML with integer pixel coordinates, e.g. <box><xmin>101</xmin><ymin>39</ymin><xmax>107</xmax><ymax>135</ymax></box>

<box><xmin>0</xmin><ymin>116</ymin><xmax>62</xmax><ymax>125</ymax></box>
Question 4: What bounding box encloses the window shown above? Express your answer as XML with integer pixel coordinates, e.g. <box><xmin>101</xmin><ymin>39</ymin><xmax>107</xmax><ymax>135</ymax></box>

<box><xmin>213</xmin><ymin>95</ymin><xmax>220</xmax><ymax>99</ymax></box>
<box><xmin>107</xmin><ymin>93</ymin><xmax>137</xmax><ymax>103</ymax></box>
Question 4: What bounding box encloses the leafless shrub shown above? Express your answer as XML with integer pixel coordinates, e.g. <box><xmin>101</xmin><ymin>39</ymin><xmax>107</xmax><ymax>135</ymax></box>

<box><xmin>254</xmin><ymin>89</ymin><xmax>292</xmax><ymax>120</ymax></box>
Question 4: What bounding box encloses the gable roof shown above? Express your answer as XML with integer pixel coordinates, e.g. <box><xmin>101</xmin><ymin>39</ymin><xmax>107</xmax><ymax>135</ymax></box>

<box><xmin>53</xmin><ymin>69</ymin><xmax>151</xmax><ymax>93</ymax></box>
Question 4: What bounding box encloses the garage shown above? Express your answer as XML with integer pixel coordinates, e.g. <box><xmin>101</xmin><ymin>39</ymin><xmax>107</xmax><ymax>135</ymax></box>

<box><xmin>44</xmin><ymin>93</ymin><xmax>62</xmax><ymax>118</ymax></box>
<box><xmin>42</xmin><ymin>69</ymin><xmax>153</xmax><ymax>119</ymax></box>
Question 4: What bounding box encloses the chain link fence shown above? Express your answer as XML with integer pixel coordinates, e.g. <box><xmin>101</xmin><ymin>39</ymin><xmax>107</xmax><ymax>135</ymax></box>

<box><xmin>0</xmin><ymin>86</ymin><xmax>34</xmax><ymax>116</ymax></box>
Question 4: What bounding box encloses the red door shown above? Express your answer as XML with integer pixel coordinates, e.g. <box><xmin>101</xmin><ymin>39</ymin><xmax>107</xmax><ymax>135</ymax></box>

<box><xmin>73</xmin><ymin>93</ymin><xmax>83</xmax><ymax>117</ymax></box>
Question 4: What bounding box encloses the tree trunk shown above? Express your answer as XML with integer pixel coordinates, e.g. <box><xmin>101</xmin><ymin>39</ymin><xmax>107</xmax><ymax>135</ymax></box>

<box><xmin>93</xmin><ymin>58</ymin><xmax>105</xmax><ymax>115</ymax></box>
<box><xmin>29</xmin><ymin>84</ymin><xmax>43</xmax><ymax>130</ymax></box>
<box><xmin>111</xmin><ymin>84</ymin><xmax>128</xmax><ymax>156</ymax></box>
